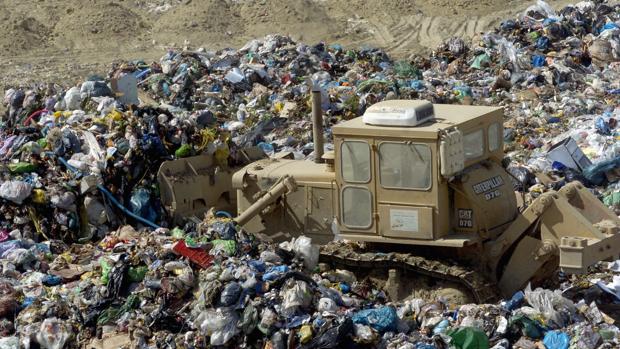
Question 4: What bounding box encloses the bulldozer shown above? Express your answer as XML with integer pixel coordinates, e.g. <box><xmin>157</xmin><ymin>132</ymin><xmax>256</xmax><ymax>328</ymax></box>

<box><xmin>158</xmin><ymin>91</ymin><xmax>620</xmax><ymax>303</ymax></box>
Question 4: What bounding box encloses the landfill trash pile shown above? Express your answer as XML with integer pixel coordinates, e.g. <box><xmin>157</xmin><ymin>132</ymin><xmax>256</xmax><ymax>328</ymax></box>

<box><xmin>1</xmin><ymin>0</ymin><xmax>620</xmax><ymax>348</ymax></box>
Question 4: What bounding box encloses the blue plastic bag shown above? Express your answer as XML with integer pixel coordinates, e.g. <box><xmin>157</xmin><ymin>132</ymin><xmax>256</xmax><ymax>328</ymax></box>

<box><xmin>262</xmin><ymin>265</ymin><xmax>289</xmax><ymax>281</ymax></box>
<box><xmin>536</xmin><ymin>36</ymin><xmax>550</xmax><ymax>51</ymax></box>
<box><xmin>543</xmin><ymin>330</ymin><xmax>570</xmax><ymax>349</ymax></box>
<box><xmin>129</xmin><ymin>188</ymin><xmax>158</xmax><ymax>223</ymax></box>
<box><xmin>532</xmin><ymin>54</ymin><xmax>546</xmax><ymax>67</ymax></box>
<box><xmin>352</xmin><ymin>306</ymin><xmax>398</xmax><ymax>333</ymax></box>
<box><xmin>600</xmin><ymin>22</ymin><xmax>620</xmax><ymax>34</ymax></box>
<box><xmin>503</xmin><ymin>291</ymin><xmax>525</xmax><ymax>311</ymax></box>
<box><xmin>583</xmin><ymin>155</ymin><xmax>620</xmax><ymax>186</ymax></box>
<box><xmin>595</xmin><ymin>116</ymin><xmax>611</xmax><ymax>135</ymax></box>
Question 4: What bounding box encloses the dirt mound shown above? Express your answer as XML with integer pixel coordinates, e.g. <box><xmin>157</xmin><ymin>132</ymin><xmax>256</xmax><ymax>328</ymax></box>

<box><xmin>0</xmin><ymin>2</ymin><xmax>53</xmax><ymax>55</ymax></box>
<box><xmin>55</xmin><ymin>3</ymin><xmax>150</xmax><ymax>50</ymax></box>
<box><xmin>0</xmin><ymin>0</ymin><xmax>597</xmax><ymax>86</ymax></box>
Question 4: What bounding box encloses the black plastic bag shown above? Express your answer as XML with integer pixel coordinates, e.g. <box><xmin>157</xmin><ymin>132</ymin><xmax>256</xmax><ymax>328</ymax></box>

<box><xmin>300</xmin><ymin>317</ymin><xmax>354</xmax><ymax>349</ymax></box>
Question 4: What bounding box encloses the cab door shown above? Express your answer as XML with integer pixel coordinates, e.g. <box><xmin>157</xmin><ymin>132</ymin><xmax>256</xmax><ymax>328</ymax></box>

<box><xmin>374</xmin><ymin>140</ymin><xmax>436</xmax><ymax>239</ymax></box>
<box><xmin>336</xmin><ymin>137</ymin><xmax>377</xmax><ymax>236</ymax></box>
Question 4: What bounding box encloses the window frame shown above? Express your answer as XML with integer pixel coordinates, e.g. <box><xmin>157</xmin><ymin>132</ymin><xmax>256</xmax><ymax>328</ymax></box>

<box><xmin>377</xmin><ymin>141</ymin><xmax>433</xmax><ymax>191</ymax></box>
<box><xmin>340</xmin><ymin>140</ymin><xmax>371</xmax><ymax>184</ymax></box>
<box><xmin>340</xmin><ymin>185</ymin><xmax>373</xmax><ymax>229</ymax></box>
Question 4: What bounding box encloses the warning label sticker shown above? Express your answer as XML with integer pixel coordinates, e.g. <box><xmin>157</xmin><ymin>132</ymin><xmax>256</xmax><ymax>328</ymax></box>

<box><xmin>390</xmin><ymin>209</ymin><xmax>419</xmax><ymax>232</ymax></box>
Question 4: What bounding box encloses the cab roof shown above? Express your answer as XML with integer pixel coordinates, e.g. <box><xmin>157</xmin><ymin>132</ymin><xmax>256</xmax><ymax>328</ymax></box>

<box><xmin>332</xmin><ymin>102</ymin><xmax>503</xmax><ymax>140</ymax></box>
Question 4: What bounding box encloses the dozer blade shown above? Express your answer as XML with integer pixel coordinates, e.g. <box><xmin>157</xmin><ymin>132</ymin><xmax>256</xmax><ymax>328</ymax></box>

<box><xmin>158</xmin><ymin>156</ymin><xmax>235</xmax><ymax>224</ymax></box>
<box><xmin>495</xmin><ymin>182</ymin><xmax>620</xmax><ymax>296</ymax></box>
<box><xmin>553</xmin><ymin>182</ymin><xmax>620</xmax><ymax>274</ymax></box>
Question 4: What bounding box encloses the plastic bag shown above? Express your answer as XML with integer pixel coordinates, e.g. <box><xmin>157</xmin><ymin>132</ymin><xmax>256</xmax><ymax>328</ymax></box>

<box><xmin>471</xmin><ymin>54</ymin><xmax>491</xmax><ymax>70</ymax></box>
<box><xmin>532</xmin><ymin>54</ymin><xmax>546</xmax><ymax>67</ymax></box>
<box><xmin>446</xmin><ymin>327</ymin><xmax>489</xmax><ymax>349</ymax></box>
<box><xmin>201</xmin><ymin>308</ymin><xmax>240</xmax><ymax>346</ymax></box>
<box><xmin>220</xmin><ymin>282</ymin><xmax>242</xmax><ymax>307</ymax></box>
<box><xmin>8</xmin><ymin>162</ymin><xmax>36</xmax><ymax>174</ymax></box>
<box><xmin>64</xmin><ymin>87</ymin><xmax>82</xmax><ymax>110</ymax></box>
<box><xmin>258</xmin><ymin>307</ymin><xmax>278</xmax><ymax>333</ymax></box>
<box><xmin>583</xmin><ymin>155</ymin><xmax>620</xmax><ymax>186</ymax></box>
<box><xmin>0</xmin><ymin>181</ymin><xmax>32</xmax><ymax>204</ymax></box>
<box><xmin>211</xmin><ymin>239</ymin><xmax>237</xmax><ymax>256</ymax></box>
<box><xmin>211</xmin><ymin>221</ymin><xmax>237</xmax><ymax>240</ymax></box>
<box><xmin>36</xmin><ymin>318</ymin><xmax>71</xmax><ymax>349</ymax></box>
<box><xmin>0</xmin><ymin>337</ymin><xmax>19</xmax><ymax>349</ymax></box>
<box><xmin>508</xmin><ymin>314</ymin><xmax>544</xmax><ymax>339</ymax></box>
<box><xmin>318</xmin><ymin>297</ymin><xmax>338</xmax><ymax>313</ymax></box>
<box><xmin>353</xmin><ymin>324</ymin><xmax>377</xmax><ymax>344</ymax></box>
<box><xmin>300</xmin><ymin>317</ymin><xmax>353</xmax><ymax>349</ymax></box>
<box><xmin>239</xmin><ymin>303</ymin><xmax>258</xmax><ymax>334</ymax></box>
<box><xmin>129</xmin><ymin>188</ymin><xmax>158</xmax><ymax>223</ymax></box>
<box><xmin>524</xmin><ymin>287</ymin><xmax>576</xmax><ymax>328</ymax></box>
<box><xmin>280</xmin><ymin>236</ymin><xmax>319</xmax><ymax>270</ymax></box>
<box><xmin>523</xmin><ymin>0</ymin><xmax>558</xmax><ymax>20</ymax></box>
<box><xmin>127</xmin><ymin>266</ymin><xmax>147</xmax><ymax>283</ymax></box>
<box><xmin>393</xmin><ymin>61</ymin><xmax>421</xmax><ymax>79</ymax></box>
<box><xmin>282</xmin><ymin>280</ymin><xmax>312</xmax><ymax>315</ymax></box>
<box><xmin>50</xmin><ymin>190</ymin><xmax>76</xmax><ymax>211</ymax></box>
<box><xmin>294</xmin><ymin>236</ymin><xmax>319</xmax><ymax>270</ymax></box>
<box><xmin>299</xmin><ymin>324</ymin><xmax>313</xmax><ymax>344</ymax></box>
<box><xmin>503</xmin><ymin>291</ymin><xmax>525</xmax><ymax>311</ymax></box>
<box><xmin>543</xmin><ymin>330</ymin><xmax>570</xmax><ymax>349</ymax></box>
<box><xmin>352</xmin><ymin>306</ymin><xmax>398</xmax><ymax>333</ymax></box>
<box><xmin>175</xmin><ymin>144</ymin><xmax>192</xmax><ymax>158</ymax></box>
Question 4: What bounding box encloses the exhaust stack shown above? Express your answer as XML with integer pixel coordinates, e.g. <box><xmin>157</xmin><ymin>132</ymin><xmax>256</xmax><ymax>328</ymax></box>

<box><xmin>311</xmin><ymin>84</ymin><xmax>324</xmax><ymax>163</ymax></box>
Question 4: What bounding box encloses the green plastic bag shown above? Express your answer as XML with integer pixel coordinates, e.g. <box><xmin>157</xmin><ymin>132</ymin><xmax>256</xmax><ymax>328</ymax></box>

<box><xmin>127</xmin><ymin>266</ymin><xmax>148</xmax><ymax>283</ymax></box>
<box><xmin>97</xmin><ymin>294</ymin><xmax>139</xmax><ymax>325</ymax></box>
<box><xmin>100</xmin><ymin>259</ymin><xmax>111</xmax><ymax>284</ymax></box>
<box><xmin>393</xmin><ymin>60</ymin><xmax>421</xmax><ymax>79</ymax></box>
<box><xmin>171</xmin><ymin>227</ymin><xmax>185</xmax><ymax>239</ymax></box>
<box><xmin>447</xmin><ymin>327</ymin><xmax>489</xmax><ymax>349</ymax></box>
<box><xmin>37</xmin><ymin>138</ymin><xmax>48</xmax><ymax>149</ymax></box>
<box><xmin>471</xmin><ymin>54</ymin><xmax>491</xmax><ymax>70</ymax></box>
<box><xmin>8</xmin><ymin>162</ymin><xmax>37</xmax><ymax>174</ymax></box>
<box><xmin>604</xmin><ymin>192</ymin><xmax>620</xmax><ymax>208</ymax></box>
<box><xmin>357</xmin><ymin>79</ymin><xmax>390</xmax><ymax>93</ymax></box>
<box><xmin>211</xmin><ymin>239</ymin><xmax>237</xmax><ymax>256</ymax></box>
<box><xmin>175</xmin><ymin>144</ymin><xmax>192</xmax><ymax>158</ymax></box>
<box><xmin>509</xmin><ymin>314</ymin><xmax>544</xmax><ymax>339</ymax></box>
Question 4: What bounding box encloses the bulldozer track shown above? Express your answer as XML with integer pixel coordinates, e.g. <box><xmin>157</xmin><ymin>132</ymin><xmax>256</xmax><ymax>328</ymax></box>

<box><xmin>320</xmin><ymin>243</ymin><xmax>499</xmax><ymax>304</ymax></box>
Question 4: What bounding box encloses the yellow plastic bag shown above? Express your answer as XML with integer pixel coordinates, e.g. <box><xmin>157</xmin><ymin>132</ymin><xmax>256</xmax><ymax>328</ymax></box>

<box><xmin>299</xmin><ymin>324</ymin><xmax>313</xmax><ymax>344</ymax></box>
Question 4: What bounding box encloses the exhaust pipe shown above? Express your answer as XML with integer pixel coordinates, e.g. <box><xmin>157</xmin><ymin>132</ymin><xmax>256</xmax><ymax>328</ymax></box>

<box><xmin>312</xmin><ymin>84</ymin><xmax>324</xmax><ymax>163</ymax></box>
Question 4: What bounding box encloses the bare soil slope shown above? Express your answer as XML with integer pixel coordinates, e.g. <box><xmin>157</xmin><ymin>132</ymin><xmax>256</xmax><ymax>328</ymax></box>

<box><xmin>0</xmin><ymin>0</ymin><xmax>585</xmax><ymax>87</ymax></box>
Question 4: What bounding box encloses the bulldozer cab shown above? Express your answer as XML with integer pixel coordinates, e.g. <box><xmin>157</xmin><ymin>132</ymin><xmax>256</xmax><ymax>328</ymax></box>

<box><xmin>332</xmin><ymin>100</ymin><xmax>515</xmax><ymax>246</ymax></box>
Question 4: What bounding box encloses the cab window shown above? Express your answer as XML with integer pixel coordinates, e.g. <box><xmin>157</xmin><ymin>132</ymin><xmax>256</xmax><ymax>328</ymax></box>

<box><xmin>341</xmin><ymin>141</ymin><xmax>370</xmax><ymax>183</ymax></box>
<box><xmin>379</xmin><ymin>142</ymin><xmax>431</xmax><ymax>190</ymax></box>
<box><xmin>464</xmin><ymin>129</ymin><xmax>484</xmax><ymax>160</ymax></box>
<box><xmin>488</xmin><ymin>123</ymin><xmax>500</xmax><ymax>152</ymax></box>
<box><xmin>342</xmin><ymin>186</ymin><xmax>372</xmax><ymax>228</ymax></box>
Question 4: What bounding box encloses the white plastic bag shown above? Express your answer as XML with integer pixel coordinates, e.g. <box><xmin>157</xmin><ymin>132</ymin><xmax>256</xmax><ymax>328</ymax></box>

<box><xmin>318</xmin><ymin>297</ymin><xmax>338</xmax><ymax>313</ymax></box>
<box><xmin>524</xmin><ymin>286</ymin><xmax>577</xmax><ymax>328</ymax></box>
<box><xmin>523</xmin><ymin>0</ymin><xmax>558</xmax><ymax>20</ymax></box>
<box><xmin>280</xmin><ymin>235</ymin><xmax>319</xmax><ymax>270</ymax></box>
<box><xmin>353</xmin><ymin>324</ymin><xmax>377</xmax><ymax>343</ymax></box>
<box><xmin>0</xmin><ymin>337</ymin><xmax>19</xmax><ymax>349</ymax></box>
<box><xmin>201</xmin><ymin>308</ymin><xmax>239</xmax><ymax>346</ymax></box>
<box><xmin>0</xmin><ymin>181</ymin><xmax>32</xmax><ymax>204</ymax></box>
<box><xmin>281</xmin><ymin>280</ymin><xmax>312</xmax><ymax>315</ymax></box>
<box><xmin>36</xmin><ymin>318</ymin><xmax>71</xmax><ymax>349</ymax></box>
<box><xmin>63</xmin><ymin>87</ymin><xmax>82</xmax><ymax>110</ymax></box>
